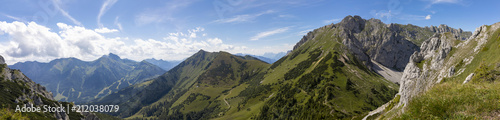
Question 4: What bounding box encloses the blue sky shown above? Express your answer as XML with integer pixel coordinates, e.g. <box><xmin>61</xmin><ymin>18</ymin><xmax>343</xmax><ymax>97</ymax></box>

<box><xmin>0</xmin><ymin>0</ymin><xmax>499</xmax><ymax>64</ymax></box>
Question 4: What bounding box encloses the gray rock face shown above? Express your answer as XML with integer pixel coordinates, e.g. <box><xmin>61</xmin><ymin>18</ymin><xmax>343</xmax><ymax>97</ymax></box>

<box><xmin>449</xmin><ymin>66</ymin><xmax>455</xmax><ymax>76</ymax></box>
<box><xmin>427</xmin><ymin>24</ymin><xmax>472</xmax><ymax>40</ymax></box>
<box><xmin>292</xmin><ymin>15</ymin><xmax>471</xmax><ymax>71</ymax></box>
<box><xmin>1</xmin><ymin>66</ymin><xmax>54</xmax><ymax>100</ymax></box>
<box><xmin>398</xmin><ymin>33</ymin><xmax>453</xmax><ymax>107</ymax></box>
<box><xmin>293</xmin><ymin>31</ymin><xmax>316</xmax><ymax>50</ymax></box>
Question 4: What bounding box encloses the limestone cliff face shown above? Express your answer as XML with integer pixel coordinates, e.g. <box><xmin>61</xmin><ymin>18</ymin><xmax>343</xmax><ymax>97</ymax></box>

<box><xmin>396</xmin><ymin>22</ymin><xmax>500</xmax><ymax>111</ymax></box>
<box><xmin>294</xmin><ymin>15</ymin><xmax>471</xmax><ymax>71</ymax></box>
<box><xmin>398</xmin><ymin>33</ymin><xmax>454</xmax><ymax>107</ymax></box>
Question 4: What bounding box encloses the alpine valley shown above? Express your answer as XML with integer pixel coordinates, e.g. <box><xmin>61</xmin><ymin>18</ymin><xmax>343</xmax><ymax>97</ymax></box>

<box><xmin>2</xmin><ymin>15</ymin><xmax>500</xmax><ymax>120</ymax></box>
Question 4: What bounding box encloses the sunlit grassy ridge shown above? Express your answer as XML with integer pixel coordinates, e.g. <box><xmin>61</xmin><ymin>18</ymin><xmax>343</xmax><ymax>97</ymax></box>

<box><xmin>252</xmin><ymin>25</ymin><xmax>397</xmax><ymax>120</ymax></box>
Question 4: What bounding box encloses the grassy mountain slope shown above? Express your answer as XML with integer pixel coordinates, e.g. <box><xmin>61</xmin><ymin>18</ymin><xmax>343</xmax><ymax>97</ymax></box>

<box><xmin>93</xmin><ymin>50</ymin><xmax>223</xmax><ymax>118</ymax></box>
<box><xmin>128</xmin><ymin>19</ymin><xmax>399</xmax><ymax>120</ymax></box>
<box><xmin>126</xmin><ymin>51</ymin><xmax>270</xmax><ymax>119</ymax></box>
<box><xmin>9</xmin><ymin>53</ymin><xmax>165</xmax><ymax>103</ymax></box>
<box><xmin>249</xmin><ymin>24</ymin><xmax>398</xmax><ymax>119</ymax></box>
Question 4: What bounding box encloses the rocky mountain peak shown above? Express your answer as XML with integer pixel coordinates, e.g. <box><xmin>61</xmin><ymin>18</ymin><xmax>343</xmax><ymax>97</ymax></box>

<box><xmin>427</xmin><ymin>24</ymin><xmax>471</xmax><ymax>40</ymax></box>
<box><xmin>292</xmin><ymin>15</ymin><xmax>471</xmax><ymax>72</ymax></box>
<box><xmin>338</xmin><ymin>15</ymin><xmax>366</xmax><ymax>33</ymax></box>
<box><xmin>107</xmin><ymin>53</ymin><xmax>121</xmax><ymax>60</ymax></box>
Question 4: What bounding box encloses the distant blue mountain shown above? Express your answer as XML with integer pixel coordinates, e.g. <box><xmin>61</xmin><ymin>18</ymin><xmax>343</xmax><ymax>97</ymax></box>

<box><xmin>144</xmin><ymin>58</ymin><xmax>182</xmax><ymax>71</ymax></box>
<box><xmin>262</xmin><ymin>52</ymin><xmax>287</xmax><ymax>60</ymax></box>
<box><xmin>235</xmin><ymin>52</ymin><xmax>286</xmax><ymax>64</ymax></box>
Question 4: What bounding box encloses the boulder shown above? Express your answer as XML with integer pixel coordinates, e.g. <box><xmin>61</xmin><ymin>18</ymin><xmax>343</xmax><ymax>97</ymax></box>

<box><xmin>463</xmin><ymin>73</ymin><xmax>474</xmax><ymax>84</ymax></box>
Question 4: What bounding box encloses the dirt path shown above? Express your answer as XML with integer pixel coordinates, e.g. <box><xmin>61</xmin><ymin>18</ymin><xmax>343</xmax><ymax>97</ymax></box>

<box><xmin>362</xmin><ymin>101</ymin><xmax>390</xmax><ymax>120</ymax></box>
<box><xmin>223</xmin><ymin>89</ymin><xmax>232</xmax><ymax>109</ymax></box>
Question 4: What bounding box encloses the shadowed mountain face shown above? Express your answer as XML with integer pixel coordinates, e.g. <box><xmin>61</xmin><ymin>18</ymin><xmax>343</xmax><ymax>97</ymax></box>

<box><xmin>9</xmin><ymin>53</ymin><xmax>165</xmax><ymax>103</ymax></box>
<box><xmin>0</xmin><ymin>55</ymin><xmax>98</xmax><ymax>119</ymax></box>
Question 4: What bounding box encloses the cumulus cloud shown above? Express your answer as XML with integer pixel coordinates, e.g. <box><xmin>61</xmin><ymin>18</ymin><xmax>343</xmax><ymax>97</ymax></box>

<box><xmin>0</xmin><ymin>21</ymin><xmax>63</xmax><ymax>58</ymax></box>
<box><xmin>94</xmin><ymin>27</ymin><xmax>119</xmax><ymax>33</ymax></box>
<box><xmin>250</xmin><ymin>27</ymin><xmax>289</xmax><ymax>41</ymax></box>
<box><xmin>425</xmin><ymin>15</ymin><xmax>431</xmax><ymax>20</ymax></box>
<box><xmin>0</xmin><ymin>21</ymin><xmax>251</xmax><ymax>64</ymax></box>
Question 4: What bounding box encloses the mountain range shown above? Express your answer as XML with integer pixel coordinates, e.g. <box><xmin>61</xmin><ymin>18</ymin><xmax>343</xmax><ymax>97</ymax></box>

<box><xmin>0</xmin><ymin>55</ymin><xmax>100</xmax><ymax>119</ymax></box>
<box><xmin>9</xmin><ymin>53</ymin><xmax>166</xmax><ymax>103</ymax></box>
<box><xmin>2</xmin><ymin>15</ymin><xmax>499</xmax><ymax>120</ymax></box>
<box><xmin>92</xmin><ymin>15</ymin><xmax>449</xmax><ymax>119</ymax></box>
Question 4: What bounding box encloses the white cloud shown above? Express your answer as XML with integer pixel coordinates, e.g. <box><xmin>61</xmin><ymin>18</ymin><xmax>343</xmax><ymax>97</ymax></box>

<box><xmin>372</xmin><ymin>10</ymin><xmax>431</xmax><ymax>21</ymax></box>
<box><xmin>98</xmin><ymin>0</ymin><xmax>119</xmax><ymax>27</ymax></box>
<box><xmin>425</xmin><ymin>15</ymin><xmax>431</xmax><ymax>20</ymax></box>
<box><xmin>427</xmin><ymin>0</ymin><xmax>460</xmax><ymax>4</ymax></box>
<box><xmin>250</xmin><ymin>27</ymin><xmax>289</xmax><ymax>41</ymax></box>
<box><xmin>0</xmin><ymin>22</ymin><xmax>252</xmax><ymax>64</ymax></box>
<box><xmin>278</xmin><ymin>14</ymin><xmax>295</xmax><ymax>19</ymax></box>
<box><xmin>94</xmin><ymin>27</ymin><xmax>119</xmax><ymax>33</ymax></box>
<box><xmin>188</xmin><ymin>27</ymin><xmax>204</xmax><ymax>38</ymax></box>
<box><xmin>0</xmin><ymin>21</ymin><xmax>63</xmax><ymax>59</ymax></box>
<box><xmin>423</xmin><ymin>0</ymin><xmax>462</xmax><ymax>8</ymax></box>
<box><xmin>214</xmin><ymin>10</ymin><xmax>274</xmax><ymax>23</ymax></box>
<box><xmin>51</xmin><ymin>0</ymin><xmax>83</xmax><ymax>26</ymax></box>
<box><xmin>134</xmin><ymin>1</ymin><xmax>193</xmax><ymax>26</ymax></box>
<box><xmin>297</xmin><ymin>29</ymin><xmax>314</xmax><ymax>36</ymax></box>
<box><xmin>135</xmin><ymin>12</ymin><xmax>167</xmax><ymax>26</ymax></box>
<box><xmin>0</xmin><ymin>13</ymin><xmax>26</xmax><ymax>22</ymax></box>
<box><xmin>114</xmin><ymin>16</ymin><xmax>123</xmax><ymax>31</ymax></box>
<box><xmin>323</xmin><ymin>18</ymin><xmax>341</xmax><ymax>24</ymax></box>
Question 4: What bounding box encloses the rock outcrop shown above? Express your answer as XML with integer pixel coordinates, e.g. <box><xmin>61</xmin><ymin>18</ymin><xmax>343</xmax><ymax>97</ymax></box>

<box><xmin>427</xmin><ymin>24</ymin><xmax>472</xmax><ymax>40</ymax></box>
<box><xmin>397</xmin><ymin>33</ymin><xmax>454</xmax><ymax>107</ymax></box>
<box><xmin>393</xmin><ymin>22</ymin><xmax>500</xmax><ymax>114</ymax></box>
